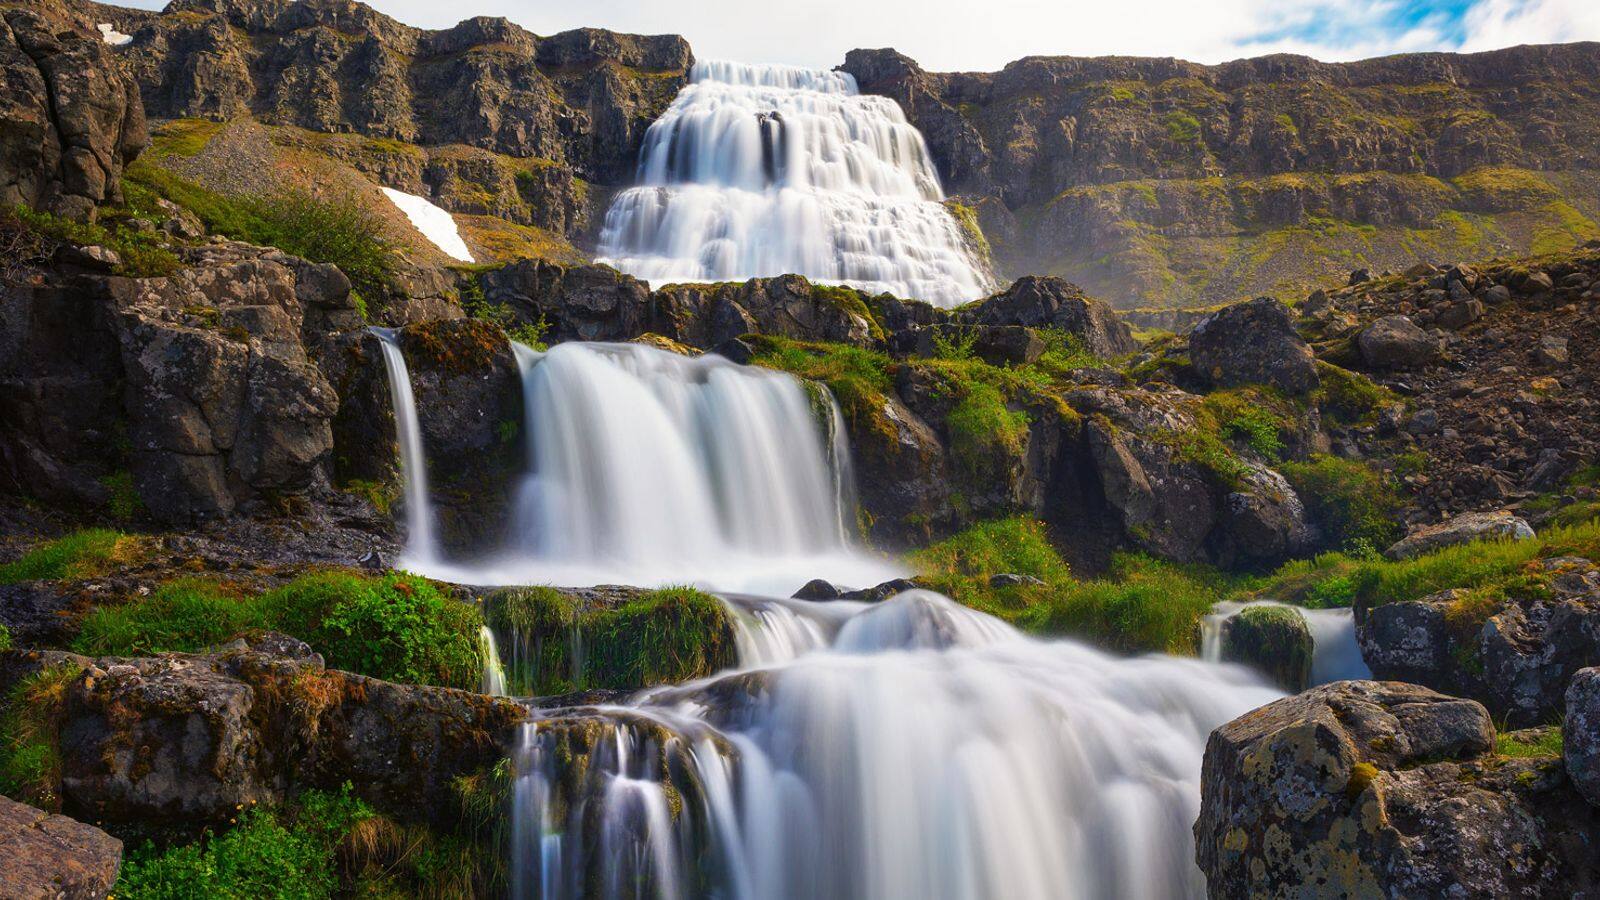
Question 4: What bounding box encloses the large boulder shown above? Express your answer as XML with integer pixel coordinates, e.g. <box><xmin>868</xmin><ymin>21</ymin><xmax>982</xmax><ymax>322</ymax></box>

<box><xmin>955</xmin><ymin>276</ymin><xmax>1136</xmax><ymax>358</ymax></box>
<box><xmin>0</xmin><ymin>795</ymin><xmax>121</xmax><ymax>900</ymax></box>
<box><xmin>1216</xmin><ymin>604</ymin><xmax>1313</xmax><ymax>692</ymax></box>
<box><xmin>1358</xmin><ymin>556</ymin><xmax>1600</xmax><ymax>725</ymax></box>
<box><xmin>1196</xmin><ymin>680</ymin><xmax>1599</xmax><ymax>897</ymax></box>
<box><xmin>1357</xmin><ymin>314</ymin><xmax>1440</xmax><ymax>370</ymax></box>
<box><xmin>1569</xmin><ymin>667</ymin><xmax>1600</xmax><ymax>806</ymax></box>
<box><xmin>0</xmin><ymin>8</ymin><xmax>148</xmax><ymax>220</ymax></box>
<box><xmin>1188</xmin><ymin>297</ymin><xmax>1319</xmax><ymax>395</ymax></box>
<box><xmin>1384</xmin><ymin>509</ymin><xmax>1535</xmax><ymax>560</ymax></box>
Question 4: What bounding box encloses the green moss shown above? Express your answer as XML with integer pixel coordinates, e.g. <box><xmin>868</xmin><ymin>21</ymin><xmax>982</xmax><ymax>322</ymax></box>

<box><xmin>1279</xmin><ymin>454</ymin><xmax>1404</xmax><ymax>554</ymax></box>
<box><xmin>145</xmin><ymin>118</ymin><xmax>226</xmax><ymax>160</ymax></box>
<box><xmin>1314</xmin><ymin>362</ymin><xmax>1397</xmax><ymax>427</ymax></box>
<box><xmin>486</xmin><ymin>587</ymin><xmax>735</xmax><ymax>695</ymax></box>
<box><xmin>99</xmin><ymin>470</ymin><xmax>143</xmax><ymax>521</ymax></box>
<box><xmin>947</xmin><ymin>381</ymin><xmax>1031</xmax><ymax>476</ymax></box>
<box><xmin>1495</xmin><ymin>727</ymin><xmax>1563</xmax><ymax>759</ymax></box>
<box><xmin>0</xmin><ymin>624</ymin><xmax>8</xmax><ymax>652</ymax></box>
<box><xmin>911</xmin><ymin>517</ymin><xmax>1072</xmax><ymax>587</ymax></box>
<box><xmin>1201</xmin><ymin>389</ymin><xmax>1292</xmax><ymax>460</ymax></box>
<box><xmin>748</xmin><ymin>336</ymin><xmax>893</xmax><ymax>428</ymax></box>
<box><xmin>4</xmin><ymin>204</ymin><xmax>181</xmax><ymax>278</ymax></box>
<box><xmin>342</xmin><ymin>478</ymin><xmax>395</xmax><ymax>515</ymax></box>
<box><xmin>73</xmin><ymin>572</ymin><xmax>485</xmax><ymax>690</ymax></box>
<box><xmin>941</xmin><ymin>199</ymin><xmax>993</xmax><ymax>264</ymax></box>
<box><xmin>0</xmin><ymin>529</ymin><xmax>139</xmax><ymax>584</ymax></box>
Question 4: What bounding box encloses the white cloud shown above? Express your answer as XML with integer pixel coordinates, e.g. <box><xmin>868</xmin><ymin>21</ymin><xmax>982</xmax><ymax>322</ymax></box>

<box><xmin>111</xmin><ymin>0</ymin><xmax>1600</xmax><ymax>69</ymax></box>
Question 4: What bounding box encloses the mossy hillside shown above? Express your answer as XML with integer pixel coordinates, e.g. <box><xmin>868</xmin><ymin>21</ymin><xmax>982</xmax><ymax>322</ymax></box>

<box><xmin>72</xmin><ymin>572</ymin><xmax>485</xmax><ymax>690</ymax></box>
<box><xmin>912</xmin><ymin>516</ymin><xmax>1235</xmax><ymax>654</ymax></box>
<box><xmin>485</xmin><ymin>586</ymin><xmax>737</xmax><ymax>696</ymax></box>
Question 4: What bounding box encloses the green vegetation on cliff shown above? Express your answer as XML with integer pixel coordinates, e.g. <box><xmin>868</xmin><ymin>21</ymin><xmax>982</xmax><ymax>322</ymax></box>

<box><xmin>73</xmin><ymin>572</ymin><xmax>485</xmax><ymax>690</ymax></box>
<box><xmin>485</xmin><ymin>586</ymin><xmax>736</xmax><ymax>695</ymax></box>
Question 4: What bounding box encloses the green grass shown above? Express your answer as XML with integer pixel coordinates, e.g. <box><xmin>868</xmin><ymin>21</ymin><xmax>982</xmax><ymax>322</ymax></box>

<box><xmin>1279</xmin><ymin>454</ymin><xmax>1404</xmax><ymax>554</ymax></box>
<box><xmin>1495</xmin><ymin>727</ymin><xmax>1563</xmax><ymax>759</ymax></box>
<box><xmin>114</xmin><ymin>785</ymin><xmax>373</xmax><ymax>900</ymax></box>
<box><xmin>125</xmin><ymin>164</ymin><xmax>395</xmax><ymax>299</ymax></box>
<box><xmin>1163</xmin><ymin>111</ymin><xmax>1202</xmax><ymax>144</ymax></box>
<box><xmin>0</xmin><ymin>529</ymin><xmax>137</xmax><ymax>584</ymax></box>
<box><xmin>486</xmin><ymin>586</ymin><xmax>735</xmax><ymax>695</ymax></box>
<box><xmin>1313</xmin><ymin>362</ymin><xmax>1396</xmax><ymax>427</ymax></box>
<box><xmin>73</xmin><ymin>572</ymin><xmax>485</xmax><ymax>690</ymax></box>
<box><xmin>3</xmin><ymin>204</ymin><xmax>181</xmax><ymax>278</ymax></box>
<box><xmin>912</xmin><ymin>517</ymin><xmax>1231</xmax><ymax>654</ymax></box>
<box><xmin>1202</xmin><ymin>389</ymin><xmax>1291</xmax><ymax>460</ymax></box>
<box><xmin>0</xmin><ymin>624</ymin><xmax>9</xmax><ymax>652</ymax></box>
<box><xmin>0</xmin><ymin>664</ymin><xmax>79</xmax><ymax>810</ymax></box>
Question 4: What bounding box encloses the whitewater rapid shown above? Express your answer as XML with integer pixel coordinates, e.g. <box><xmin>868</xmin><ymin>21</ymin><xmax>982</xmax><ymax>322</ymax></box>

<box><xmin>507</xmin><ymin>590</ymin><xmax>1283</xmax><ymax>899</ymax></box>
<box><xmin>595</xmin><ymin>60</ymin><xmax>993</xmax><ymax>307</ymax></box>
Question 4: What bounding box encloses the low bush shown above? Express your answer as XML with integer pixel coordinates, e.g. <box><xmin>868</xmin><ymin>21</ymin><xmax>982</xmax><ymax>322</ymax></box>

<box><xmin>73</xmin><ymin>571</ymin><xmax>484</xmax><ymax>690</ymax></box>
<box><xmin>1279</xmin><ymin>454</ymin><xmax>1404</xmax><ymax>553</ymax></box>
<box><xmin>2</xmin><ymin>204</ymin><xmax>181</xmax><ymax>278</ymax></box>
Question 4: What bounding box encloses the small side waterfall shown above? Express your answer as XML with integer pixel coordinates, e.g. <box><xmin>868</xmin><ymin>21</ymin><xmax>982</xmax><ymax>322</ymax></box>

<box><xmin>509</xmin><ymin>590</ymin><xmax>1283</xmax><ymax>899</ymax></box>
<box><xmin>595</xmin><ymin>60</ymin><xmax>993</xmax><ymax>307</ymax></box>
<box><xmin>1200</xmin><ymin>600</ymin><xmax>1371</xmax><ymax>685</ymax></box>
<box><xmin>371</xmin><ymin>328</ymin><xmax>439</xmax><ymax>564</ymax></box>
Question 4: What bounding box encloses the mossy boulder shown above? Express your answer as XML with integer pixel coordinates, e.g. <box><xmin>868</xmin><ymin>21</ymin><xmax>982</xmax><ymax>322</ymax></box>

<box><xmin>484</xmin><ymin>586</ymin><xmax>738</xmax><ymax>696</ymax></box>
<box><xmin>1219</xmin><ymin>604</ymin><xmax>1313</xmax><ymax>692</ymax></box>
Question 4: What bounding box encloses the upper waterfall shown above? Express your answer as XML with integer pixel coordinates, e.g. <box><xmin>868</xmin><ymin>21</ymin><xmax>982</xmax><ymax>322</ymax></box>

<box><xmin>595</xmin><ymin>60</ymin><xmax>994</xmax><ymax>307</ymax></box>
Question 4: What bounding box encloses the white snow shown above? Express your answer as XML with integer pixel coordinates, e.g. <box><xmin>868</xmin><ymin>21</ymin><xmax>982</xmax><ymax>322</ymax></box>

<box><xmin>97</xmin><ymin>23</ymin><xmax>133</xmax><ymax>46</ymax></box>
<box><xmin>379</xmin><ymin>187</ymin><xmax>475</xmax><ymax>263</ymax></box>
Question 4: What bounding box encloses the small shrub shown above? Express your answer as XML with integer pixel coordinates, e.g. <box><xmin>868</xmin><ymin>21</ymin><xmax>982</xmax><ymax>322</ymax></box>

<box><xmin>1163</xmin><ymin>111</ymin><xmax>1202</xmax><ymax>144</ymax></box>
<box><xmin>946</xmin><ymin>381</ymin><xmax>1031</xmax><ymax>475</ymax></box>
<box><xmin>0</xmin><ymin>529</ymin><xmax>135</xmax><ymax>584</ymax></box>
<box><xmin>930</xmin><ymin>327</ymin><xmax>979</xmax><ymax>361</ymax></box>
<box><xmin>5</xmin><ymin>204</ymin><xmax>181</xmax><ymax>278</ymax></box>
<box><xmin>1280</xmin><ymin>455</ymin><xmax>1404</xmax><ymax>552</ymax></box>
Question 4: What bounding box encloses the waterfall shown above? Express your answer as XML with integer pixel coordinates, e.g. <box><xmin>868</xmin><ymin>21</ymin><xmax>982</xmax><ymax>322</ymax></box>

<box><xmin>1200</xmin><ymin>600</ymin><xmax>1371</xmax><ymax>685</ymax></box>
<box><xmin>371</xmin><ymin>328</ymin><xmax>439</xmax><ymax>564</ymax></box>
<box><xmin>594</xmin><ymin>60</ymin><xmax>993</xmax><ymax>308</ymax></box>
<box><xmin>413</xmin><ymin>341</ymin><xmax>899</xmax><ymax>594</ymax></box>
<box><xmin>480</xmin><ymin>625</ymin><xmax>508</xmax><ymax>696</ymax></box>
<box><xmin>510</xmin><ymin>590</ymin><xmax>1282</xmax><ymax>899</ymax></box>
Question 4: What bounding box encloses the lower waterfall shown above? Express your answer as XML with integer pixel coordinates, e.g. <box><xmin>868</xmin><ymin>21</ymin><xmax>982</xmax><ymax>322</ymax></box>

<box><xmin>509</xmin><ymin>591</ymin><xmax>1282</xmax><ymax>899</ymax></box>
<box><xmin>1199</xmin><ymin>600</ymin><xmax>1371</xmax><ymax>685</ymax></box>
<box><xmin>371</xmin><ymin>328</ymin><xmax>438</xmax><ymax>565</ymax></box>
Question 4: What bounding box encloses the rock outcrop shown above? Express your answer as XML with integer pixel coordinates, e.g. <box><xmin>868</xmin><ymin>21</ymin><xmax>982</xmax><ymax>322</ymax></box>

<box><xmin>1383</xmin><ymin>509</ymin><xmax>1534</xmax><ymax>560</ymax></box>
<box><xmin>1214</xmin><ymin>604</ymin><xmax>1313</xmax><ymax>692</ymax></box>
<box><xmin>842</xmin><ymin>45</ymin><xmax>1600</xmax><ymax>308</ymax></box>
<box><xmin>1567</xmin><ymin>667</ymin><xmax>1600</xmax><ymax>806</ymax></box>
<box><xmin>1358</xmin><ymin>555</ymin><xmax>1600</xmax><ymax>725</ymax></box>
<box><xmin>1195</xmin><ymin>680</ymin><xmax>1600</xmax><ymax>897</ymax></box>
<box><xmin>952</xmin><ymin>276</ymin><xmax>1136</xmax><ymax>357</ymax></box>
<box><xmin>0</xmin><ymin>7</ymin><xmax>147</xmax><ymax>220</ymax></box>
<box><xmin>0</xmin><ymin>795</ymin><xmax>122</xmax><ymax>900</ymax></box>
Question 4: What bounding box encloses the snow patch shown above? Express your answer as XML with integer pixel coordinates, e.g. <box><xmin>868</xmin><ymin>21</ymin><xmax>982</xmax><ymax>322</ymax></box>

<box><xmin>379</xmin><ymin>187</ymin><xmax>475</xmax><ymax>263</ymax></box>
<box><xmin>97</xmin><ymin>23</ymin><xmax>133</xmax><ymax>46</ymax></box>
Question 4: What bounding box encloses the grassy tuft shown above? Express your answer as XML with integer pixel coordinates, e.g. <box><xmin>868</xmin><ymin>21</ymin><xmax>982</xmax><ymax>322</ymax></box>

<box><xmin>0</xmin><ymin>664</ymin><xmax>80</xmax><ymax>810</ymax></box>
<box><xmin>1279</xmin><ymin>454</ymin><xmax>1404</xmax><ymax>553</ymax></box>
<box><xmin>1495</xmin><ymin>727</ymin><xmax>1563</xmax><ymax>759</ymax></box>
<box><xmin>0</xmin><ymin>529</ymin><xmax>139</xmax><ymax>584</ymax></box>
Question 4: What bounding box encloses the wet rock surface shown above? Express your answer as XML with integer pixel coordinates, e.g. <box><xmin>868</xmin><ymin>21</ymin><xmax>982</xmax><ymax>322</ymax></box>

<box><xmin>1196</xmin><ymin>680</ymin><xmax>1600</xmax><ymax>898</ymax></box>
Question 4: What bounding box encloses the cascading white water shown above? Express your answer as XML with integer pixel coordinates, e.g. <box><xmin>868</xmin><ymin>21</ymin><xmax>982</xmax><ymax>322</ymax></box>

<box><xmin>1199</xmin><ymin>600</ymin><xmax>1371</xmax><ymax>685</ymax></box>
<box><xmin>595</xmin><ymin>60</ymin><xmax>993</xmax><ymax>307</ymax></box>
<box><xmin>510</xmin><ymin>590</ymin><xmax>1283</xmax><ymax>899</ymax></box>
<box><xmin>371</xmin><ymin>328</ymin><xmax>439</xmax><ymax>564</ymax></box>
<box><xmin>416</xmin><ymin>341</ymin><xmax>899</xmax><ymax>594</ymax></box>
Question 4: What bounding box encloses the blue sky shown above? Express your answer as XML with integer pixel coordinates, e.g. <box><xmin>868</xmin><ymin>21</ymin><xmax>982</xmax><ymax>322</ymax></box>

<box><xmin>112</xmin><ymin>0</ymin><xmax>1600</xmax><ymax>70</ymax></box>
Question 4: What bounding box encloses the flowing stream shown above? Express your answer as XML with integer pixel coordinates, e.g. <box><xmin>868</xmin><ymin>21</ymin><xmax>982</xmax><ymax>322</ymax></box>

<box><xmin>1199</xmin><ymin>600</ymin><xmax>1371</xmax><ymax>685</ymax></box>
<box><xmin>595</xmin><ymin>60</ymin><xmax>993</xmax><ymax>307</ymax></box>
<box><xmin>509</xmin><ymin>591</ymin><xmax>1283</xmax><ymax>899</ymax></box>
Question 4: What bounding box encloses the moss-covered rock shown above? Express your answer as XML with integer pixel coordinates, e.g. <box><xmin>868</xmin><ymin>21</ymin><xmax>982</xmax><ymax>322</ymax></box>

<box><xmin>1219</xmin><ymin>605</ymin><xmax>1313</xmax><ymax>692</ymax></box>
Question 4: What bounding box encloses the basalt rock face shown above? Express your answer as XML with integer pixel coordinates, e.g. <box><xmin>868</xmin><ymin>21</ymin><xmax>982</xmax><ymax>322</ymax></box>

<box><xmin>0</xmin><ymin>7</ymin><xmax>147</xmax><ymax>220</ymax></box>
<box><xmin>1195</xmin><ymin>680</ymin><xmax>1600</xmax><ymax>898</ymax></box>
<box><xmin>4</xmin><ymin>637</ymin><xmax>526</xmax><ymax>833</ymax></box>
<box><xmin>842</xmin><ymin>45</ymin><xmax>1600</xmax><ymax>308</ymax></box>
<box><xmin>112</xmin><ymin>0</ymin><xmax>691</xmax><ymax>186</ymax></box>
<box><xmin>1570</xmin><ymin>667</ymin><xmax>1600</xmax><ymax>806</ymax></box>
<box><xmin>0</xmin><ymin>240</ymin><xmax>362</xmax><ymax>524</ymax></box>
<box><xmin>1357</xmin><ymin>556</ymin><xmax>1600</xmax><ymax>726</ymax></box>
<box><xmin>952</xmin><ymin>276</ymin><xmax>1136</xmax><ymax>357</ymax></box>
<box><xmin>1189</xmin><ymin>297</ymin><xmax>1318</xmax><ymax>395</ymax></box>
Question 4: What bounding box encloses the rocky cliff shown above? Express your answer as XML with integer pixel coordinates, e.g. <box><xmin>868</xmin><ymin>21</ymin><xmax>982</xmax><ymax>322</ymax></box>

<box><xmin>842</xmin><ymin>44</ymin><xmax>1600</xmax><ymax>308</ymax></box>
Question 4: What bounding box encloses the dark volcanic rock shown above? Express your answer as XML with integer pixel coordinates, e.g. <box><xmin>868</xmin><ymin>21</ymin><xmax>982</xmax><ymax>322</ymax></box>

<box><xmin>0</xmin><ymin>795</ymin><xmax>122</xmax><ymax>900</ymax></box>
<box><xmin>1196</xmin><ymin>680</ymin><xmax>1600</xmax><ymax>898</ymax></box>
<box><xmin>1358</xmin><ymin>556</ymin><xmax>1600</xmax><ymax>725</ymax></box>
<box><xmin>1188</xmin><ymin>297</ymin><xmax>1319</xmax><ymax>395</ymax></box>
<box><xmin>1357</xmin><ymin>314</ymin><xmax>1440</xmax><ymax>370</ymax></box>
<box><xmin>954</xmin><ymin>276</ymin><xmax>1136</xmax><ymax>357</ymax></box>
<box><xmin>1570</xmin><ymin>667</ymin><xmax>1600</xmax><ymax>806</ymax></box>
<box><xmin>0</xmin><ymin>7</ymin><xmax>147</xmax><ymax>220</ymax></box>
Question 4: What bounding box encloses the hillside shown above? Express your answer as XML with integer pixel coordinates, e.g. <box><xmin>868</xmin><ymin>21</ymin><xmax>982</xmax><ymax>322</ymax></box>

<box><xmin>843</xmin><ymin>45</ymin><xmax>1600</xmax><ymax>308</ymax></box>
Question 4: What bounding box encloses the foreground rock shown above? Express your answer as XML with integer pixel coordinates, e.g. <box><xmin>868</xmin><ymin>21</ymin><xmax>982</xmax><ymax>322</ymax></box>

<box><xmin>1570</xmin><ymin>667</ymin><xmax>1600</xmax><ymax>806</ymax></box>
<box><xmin>4</xmin><ymin>636</ymin><xmax>525</xmax><ymax>832</ymax></box>
<box><xmin>0</xmin><ymin>795</ymin><xmax>121</xmax><ymax>900</ymax></box>
<box><xmin>1383</xmin><ymin>509</ymin><xmax>1534</xmax><ymax>560</ymax></box>
<box><xmin>1196</xmin><ymin>680</ymin><xmax>1600</xmax><ymax>897</ymax></box>
<box><xmin>1358</xmin><ymin>555</ymin><xmax>1600</xmax><ymax>725</ymax></box>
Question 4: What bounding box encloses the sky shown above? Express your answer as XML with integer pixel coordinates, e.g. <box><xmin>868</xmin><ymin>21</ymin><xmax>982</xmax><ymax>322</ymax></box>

<box><xmin>113</xmin><ymin>0</ymin><xmax>1600</xmax><ymax>70</ymax></box>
